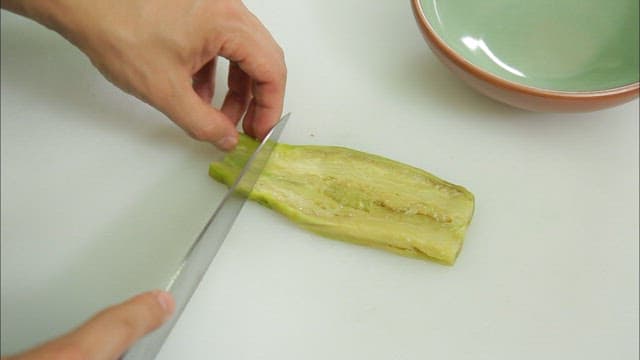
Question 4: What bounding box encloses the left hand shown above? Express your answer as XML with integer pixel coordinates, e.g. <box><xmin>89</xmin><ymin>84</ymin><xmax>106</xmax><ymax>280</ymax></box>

<box><xmin>1</xmin><ymin>0</ymin><xmax>287</xmax><ymax>151</ymax></box>
<box><xmin>3</xmin><ymin>290</ymin><xmax>175</xmax><ymax>360</ymax></box>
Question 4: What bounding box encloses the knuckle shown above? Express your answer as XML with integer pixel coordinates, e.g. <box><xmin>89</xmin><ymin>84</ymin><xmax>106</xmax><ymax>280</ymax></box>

<box><xmin>265</xmin><ymin>51</ymin><xmax>287</xmax><ymax>84</ymax></box>
<box><xmin>276</xmin><ymin>55</ymin><xmax>287</xmax><ymax>79</ymax></box>
<box><xmin>279</xmin><ymin>61</ymin><xmax>288</xmax><ymax>81</ymax></box>
<box><xmin>257</xmin><ymin>59</ymin><xmax>286</xmax><ymax>85</ymax></box>
<box><xmin>211</xmin><ymin>0</ymin><xmax>245</xmax><ymax>20</ymax></box>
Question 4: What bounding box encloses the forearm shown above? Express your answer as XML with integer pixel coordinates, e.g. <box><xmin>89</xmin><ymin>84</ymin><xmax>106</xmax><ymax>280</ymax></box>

<box><xmin>1</xmin><ymin>0</ymin><xmax>82</xmax><ymax>44</ymax></box>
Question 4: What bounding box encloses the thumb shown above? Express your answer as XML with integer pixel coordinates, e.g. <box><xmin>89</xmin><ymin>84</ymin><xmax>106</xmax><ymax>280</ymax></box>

<box><xmin>164</xmin><ymin>82</ymin><xmax>239</xmax><ymax>151</ymax></box>
<box><xmin>70</xmin><ymin>290</ymin><xmax>175</xmax><ymax>360</ymax></box>
<box><xmin>10</xmin><ymin>290</ymin><xmax>175</xmax><ymax>360</ymax></box>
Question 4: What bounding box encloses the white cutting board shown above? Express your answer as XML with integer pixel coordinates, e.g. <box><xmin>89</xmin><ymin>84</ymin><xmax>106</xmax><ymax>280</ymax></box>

<box><xmin>1</xmin><ymin>1</ymin><xmax>638</xmax><ymax>359</ymax></box>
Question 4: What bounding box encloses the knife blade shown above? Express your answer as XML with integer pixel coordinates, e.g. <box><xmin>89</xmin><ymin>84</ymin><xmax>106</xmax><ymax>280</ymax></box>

<box><xmin>124</xmin><ymin>113</ymin><xmax>290</xmax><ymax>359</ymax></box>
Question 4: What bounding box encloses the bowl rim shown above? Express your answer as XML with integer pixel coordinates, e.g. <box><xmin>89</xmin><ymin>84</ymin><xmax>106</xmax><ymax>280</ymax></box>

<box><xmin>411</xmin><ymin>0</ymin><xmax>640</xmax><ymax>99</ymax></box>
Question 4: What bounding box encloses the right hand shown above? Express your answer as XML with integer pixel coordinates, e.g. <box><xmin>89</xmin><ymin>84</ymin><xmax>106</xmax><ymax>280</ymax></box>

<box><xmin>4</xmin><ymin>290</ymin><xmax>175</xmax><ymax>360</ymax></box>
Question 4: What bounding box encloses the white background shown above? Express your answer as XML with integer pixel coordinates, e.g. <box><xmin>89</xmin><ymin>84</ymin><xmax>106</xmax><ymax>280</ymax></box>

<box><xmin>2</xmin><ymin>1</ymin><xmax>638</xmax><ymax>359</ymax></box>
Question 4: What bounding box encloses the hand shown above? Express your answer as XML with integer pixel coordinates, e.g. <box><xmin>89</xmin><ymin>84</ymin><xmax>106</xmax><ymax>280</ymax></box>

<box><xmin>1</xmin><ymin>0</ymin><xmax>287</xmax><ymax>150</ymax></box>
<box><xmin>3</xmin><ymin>290</ymin><xmax>175</xmax><ymax>360</ymax></box>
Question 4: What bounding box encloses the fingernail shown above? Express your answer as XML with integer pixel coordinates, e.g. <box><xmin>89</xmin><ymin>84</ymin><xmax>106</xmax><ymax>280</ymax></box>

<box><xmin>216</xmin><ymin>135</ymin><xmax>238</xmax><ymax>150</ymax></box>
<box><xmin>154</xmin><ymin>290</ymin><xmax>174</xmax><ymax>315</ymax></box>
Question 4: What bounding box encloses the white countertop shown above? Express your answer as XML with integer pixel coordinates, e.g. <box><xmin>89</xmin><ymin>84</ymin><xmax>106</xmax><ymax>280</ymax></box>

<box><xmin>2</xmin><ymin>1</ymin><xmax>638</xmax><ymax>359</ymax></box>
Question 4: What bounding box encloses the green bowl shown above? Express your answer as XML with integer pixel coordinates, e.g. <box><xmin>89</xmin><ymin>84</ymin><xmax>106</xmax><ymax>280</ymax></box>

<box><xmin>412</xmin><ymin>0</ymin><xmax>639</xmax><ymax>111</ymax></box>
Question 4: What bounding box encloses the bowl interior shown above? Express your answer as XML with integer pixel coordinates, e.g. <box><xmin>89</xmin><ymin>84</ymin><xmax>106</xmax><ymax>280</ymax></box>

<box><xmin>420</xmin><ymin>0</ymin><xmax>639</xmax><ymax>92</ymax></box>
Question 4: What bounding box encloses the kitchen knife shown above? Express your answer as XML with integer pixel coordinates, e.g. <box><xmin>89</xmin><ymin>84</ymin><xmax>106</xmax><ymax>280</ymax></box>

<box><xmin>124</xmin><ymin>113</ymin><xmax>290</xmax><ymax>359</ymax></box>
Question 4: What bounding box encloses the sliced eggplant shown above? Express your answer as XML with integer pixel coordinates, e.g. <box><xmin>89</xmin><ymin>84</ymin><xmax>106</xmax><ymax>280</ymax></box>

<box><xmin>209</xmin><ymin>135</ymin><xmax>474</xmax><ymax>265</ymax></box>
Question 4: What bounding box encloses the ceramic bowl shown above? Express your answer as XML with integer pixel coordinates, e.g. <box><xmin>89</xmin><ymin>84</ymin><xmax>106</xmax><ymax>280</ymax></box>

<box><xmin>411</xmin><ymin>0</ymin><xmax>639</xmax><ymax>112</ymax></box>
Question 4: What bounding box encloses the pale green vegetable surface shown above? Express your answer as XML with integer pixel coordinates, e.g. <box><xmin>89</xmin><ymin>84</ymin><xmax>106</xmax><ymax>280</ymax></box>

<box><xmin>209</xmin><ymin>135</ymin><xmax>475</xmax><ymax>265</ymax></box>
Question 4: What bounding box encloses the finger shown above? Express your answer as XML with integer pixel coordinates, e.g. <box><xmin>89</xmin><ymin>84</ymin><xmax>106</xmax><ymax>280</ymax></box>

<box><xmin>12</xmin><ymin>291</ymin><xmax>175</xmax><ymax>360</ymax></box>
<box><xmin>243</xmin><ymin>73</ymin><xmax>285</xmax><ymax>139</ymax></box>
<box><xmin>164</xmin><ymin>79</ymin><xmax>239</xmax><ymax>150</ymax></box>
<box><xmin>71</xmin><ymin>290</ymin><xmax>175</xmax><ymax>359</ymax></box>
<box><xmin>219</xmin><ymin>13</ymin><xmax>286</xmax><ymax>139</ymax></box>
<box><xmin>242</xmin><ymin>100</ymin><xmax>257</xmax><ymax>136</ymax></box>
<box><xmin>192</xmin><ymin>58</ymin><xmax>216</xmax><ymax>104</ymax></box>
<box><xmin>221</xmin><ymin>62</ymin><xmax>252</xmax><ymax>126</ymax></box>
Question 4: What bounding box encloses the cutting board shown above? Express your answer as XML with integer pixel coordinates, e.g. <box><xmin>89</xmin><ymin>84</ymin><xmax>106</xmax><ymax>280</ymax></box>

<box><xmin>2</xmin><ymin>1</ymin><xmax>638</xmax><ymax>359</ymax></box>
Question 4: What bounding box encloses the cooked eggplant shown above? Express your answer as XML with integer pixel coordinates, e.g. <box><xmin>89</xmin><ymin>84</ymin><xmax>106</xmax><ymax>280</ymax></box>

<box><xmin>209</xmin><ymin>135</ymin><xmax>474</xmax><ymax>265</ymax></box>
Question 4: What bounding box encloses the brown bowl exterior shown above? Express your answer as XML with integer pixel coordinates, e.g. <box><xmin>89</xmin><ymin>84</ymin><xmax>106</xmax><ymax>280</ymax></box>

<box><xmin>411</xmin><ymin>0</ymin><xmax>639</xmax><ymax>112</ymax></box>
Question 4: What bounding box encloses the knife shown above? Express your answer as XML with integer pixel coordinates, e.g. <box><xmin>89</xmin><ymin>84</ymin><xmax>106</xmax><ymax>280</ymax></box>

<box><xmin>123</xmin><ymin>113</ymin><xmax>290</xmax><ymax>359</ymax></box>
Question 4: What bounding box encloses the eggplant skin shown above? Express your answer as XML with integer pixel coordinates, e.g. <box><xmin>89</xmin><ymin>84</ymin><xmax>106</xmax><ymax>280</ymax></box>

<box><xmin>209</xmin><ymin>135</ymin><xmax>475</xmax><ymax>265</ymax></box>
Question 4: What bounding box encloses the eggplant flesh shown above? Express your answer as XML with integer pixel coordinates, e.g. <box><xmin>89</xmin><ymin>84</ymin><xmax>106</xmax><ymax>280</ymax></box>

<box><xmin>209</xmin><ymin>135</ymin><xmax>474</xmax><ymax>265</ymax></box>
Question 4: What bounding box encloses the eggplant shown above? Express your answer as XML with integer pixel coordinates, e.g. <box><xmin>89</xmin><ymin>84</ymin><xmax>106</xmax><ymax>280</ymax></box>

<box><xmin>209</xmin><ymin>135</ymin><xmax>474</xmax><ymax>265</ymax></box>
